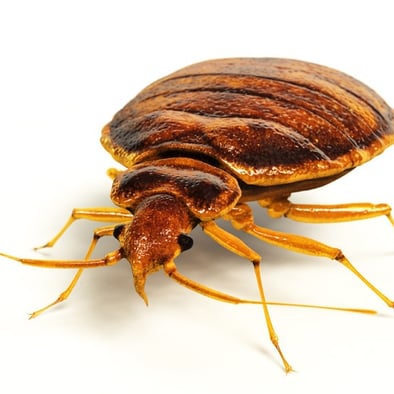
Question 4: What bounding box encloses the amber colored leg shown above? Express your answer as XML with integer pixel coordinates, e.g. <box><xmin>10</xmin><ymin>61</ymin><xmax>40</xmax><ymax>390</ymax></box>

<box><xmin>35</xmin><ymin>207</ymin><xmax>133</xmax><ymax>250</ymax></box>
<box><xmin>28</xmin><ymin>225</ymin><xmax>120</xmax><ymax>318</ymax></box>
<box><xmin>200</xmin><ymin>221</ymin><xmax>293</xmax><ymax>373</ymax></box>
<box><xmin>259</xmin><ymin>197</ymin><xmax>394</xmax><ymax>225</ymax></box>
<box><xmin>226</xmin><ymin>203</ymin><xmax>394</xmax><ymax>308</ymax></box>
<box><xmin>0</xmin><ymin>248</ymin><xmax>123</xmax><ymax>269</ymax></box>
<box><xmin>201</xmin><ymin>221</ymin><xmax>261</xmax><ymax>262</ymax></box>
<box><xmin>30</xmin><ymin>206</ymin><xmax>132</xmax><ymax>318</ymax></box>
<box><xmin>163</xmin><ymin>246</ymin><xmax>374</xmax><ymax>371</ymax></box>
<box><xmin>163</xmin><ymin>261</ymin><xmax>262</xmax><ymax>305</ymax></box>
<box><xmin>28</xmin><ymin>269</ymin><xmax>84</xmax><ymax>319</ymax></box>
<box><xmin>164</xmin><ymin>261</ymin><xmax>294</xmax><ymax>373</ymax></box>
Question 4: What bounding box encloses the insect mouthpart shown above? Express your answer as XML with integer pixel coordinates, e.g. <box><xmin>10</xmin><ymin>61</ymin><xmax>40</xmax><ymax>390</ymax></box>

<box><xmin>114</xmin><ymin>194</ymin><xmax>196</xmax><ymax>305</ymax></box>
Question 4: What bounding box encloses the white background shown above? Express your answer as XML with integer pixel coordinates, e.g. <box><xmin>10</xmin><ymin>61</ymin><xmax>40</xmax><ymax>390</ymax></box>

<box><xmin>0</xmin><ymin>1</ymin><xmax>393</xmax><ymax>393</ymax></box>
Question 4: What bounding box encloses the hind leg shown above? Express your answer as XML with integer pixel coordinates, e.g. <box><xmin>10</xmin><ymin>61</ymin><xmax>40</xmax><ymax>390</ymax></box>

<box><xmin>259</xmin><ymin>197</ymin><xmax>394</xmax><ymax>225</ymax></box>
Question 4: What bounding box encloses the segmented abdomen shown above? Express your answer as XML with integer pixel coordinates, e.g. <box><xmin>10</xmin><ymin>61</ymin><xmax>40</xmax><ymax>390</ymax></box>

<box><xmin>102</xmin><ymin>58</ymin><xmax>394</xmax><ymax>186</ymax></box>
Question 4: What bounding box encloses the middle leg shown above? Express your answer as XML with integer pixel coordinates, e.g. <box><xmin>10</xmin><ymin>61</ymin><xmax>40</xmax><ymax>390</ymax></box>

<box><xmin>201</xmin><ymin>220</ymin><xmax>293</xmax><ymax>373</ymax></box>
<box><xmin>225</xmin><ymin>203</ymin><xmax>394</xmax><ymax>308</ymax></box>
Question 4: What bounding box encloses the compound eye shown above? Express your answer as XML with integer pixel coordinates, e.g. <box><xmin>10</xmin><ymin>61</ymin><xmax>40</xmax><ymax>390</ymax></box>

<box><xmin>178</xmin><ymin>234</ymin><xmax>193</xmax><ymax>252</ymax></box>
<box><xmin>113</xmin><ymin>224</ymin><xmax>125</xmax><ymax>240</ymax></box>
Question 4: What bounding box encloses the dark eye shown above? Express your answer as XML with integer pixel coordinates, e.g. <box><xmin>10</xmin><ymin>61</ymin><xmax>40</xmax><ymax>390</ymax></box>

<box><xmin>113</xmin><ymin>224</ymin><xmax>125</xmax><ymax>240</ymax></box>
<box><xmin>178</xmin><ymin>234</ymin><xmax>193</xmax><ymax>252</ymax></box>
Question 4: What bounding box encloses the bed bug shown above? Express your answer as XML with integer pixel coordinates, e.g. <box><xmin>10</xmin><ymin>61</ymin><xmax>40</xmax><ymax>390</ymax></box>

<box><xmin>1</xmin><ymin>58</ymin><xmax>394</xmax><ymax>372</ymax></box>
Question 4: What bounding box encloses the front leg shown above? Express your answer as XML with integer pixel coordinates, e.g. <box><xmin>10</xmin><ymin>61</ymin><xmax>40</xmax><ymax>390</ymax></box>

<box><xmin>29</xmin><ymin>224</ymin><xmax>122</xmax><ymax>318</ymax></box>
<box><xmin>35</xmin><ymin>207</ymin><xmax>133</xmax><ymax>250</ymax></box>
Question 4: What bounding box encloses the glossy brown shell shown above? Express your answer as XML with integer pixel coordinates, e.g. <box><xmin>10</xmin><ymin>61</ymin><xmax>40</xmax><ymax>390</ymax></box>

<box><xmin>101</xmin><ymin>58</ymin><xmax>394</xmax><ymax>186</ymax></box>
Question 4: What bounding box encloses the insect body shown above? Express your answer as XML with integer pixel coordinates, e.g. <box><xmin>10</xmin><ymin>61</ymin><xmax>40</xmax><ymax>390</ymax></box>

<box><xmin>2</xmin><ymin>58</ymin><xmax>394</xmax><ymax>372</ymax></box>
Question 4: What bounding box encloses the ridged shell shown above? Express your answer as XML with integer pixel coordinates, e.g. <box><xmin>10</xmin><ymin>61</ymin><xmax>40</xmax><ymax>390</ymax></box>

<box><xmin>101</xmin><ymin>58</ymin><xmax>394</xmax><ymax>186</ymax></box>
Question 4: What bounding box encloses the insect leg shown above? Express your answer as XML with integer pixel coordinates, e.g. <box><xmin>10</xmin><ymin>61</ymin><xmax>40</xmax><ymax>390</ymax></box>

<box><xmin>35</xmin><ymin>207</ymin><xmax>132</xmax><ymax>250</ymax></box>
<box><xmin>29</xmin><ymin>268</ymin><xmax>84</xmax><ymax>319</ymax></box>
<box><xmin>163</xmin><ymin>261</ymin><xmax>261</xmax><ymax>305</ymax></box>
<box><xmin>0</xmin><ymin>248</ymin><xmax>124</xmax><ymax>269</ymax></box>
<box><xmin>163</xmin><ymin>262</ymin><xmax>293</xmax><ymax>373</ymax></box>
<box><xmin>201</xmin><ymin>223</ymin><xmax>377</xmax><ymax>314</ymax></box>
<box><xmin>200</xmin><ymin>220</ymin><xmax>293</xmax><ymax>373</ymax></box>
<box><xmin>259</xmin><ymin>198</ymin><xmax>394</xmax><ymax>225</ymax></box>
<box><xmin>162</xmin><ymin>255</ymin><xmax>373</xmax><ymax>313</ymax></box>
<box><xmin>226</xmin><ymin>203</ymin><xmax>394</xmax><ymax>308</ymax></box>
<box><xmin>201</xmin><ymin>221</ymin><xmax>260</xmax><ymax>262</ymax></box>
<box><xmin>29</xmin><ymin>207</ymin><xmax>132</xmax><ymax>316</ymax></box>
<box><xmin>29</xmin><ymin>224</ymin><xmax>121</xmax><ymax>318</ymax></box>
